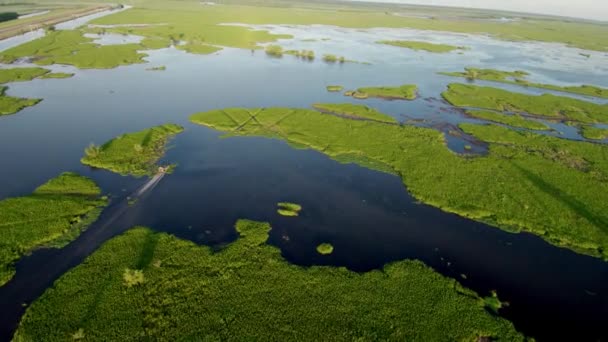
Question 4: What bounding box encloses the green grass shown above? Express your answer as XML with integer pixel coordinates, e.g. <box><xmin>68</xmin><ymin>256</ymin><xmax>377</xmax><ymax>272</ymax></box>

<box><xmin>442</xmin><ymin>84</ymin><xmax>608</xmax><ymax>124</ymax></box>
<box><xmin>0</xmin><ymin>67</ymin><xmax>49</xmax><ymax>83</ymax></box>
<box><xmin>81</xmin><ymin>124</ymin><xmax>184</xmax><ymax>177</ymax></box>
<box><xmin>466</xmin><ymin>110</ymin><xmax>550</xmax><ymax>131</ymax></box>
<box><xmin>313</xmin><ymin>103</ymin><xmax>397</xmax><ymax>123</ymax></box>
<box><xmin>0</xmin><ymin>86</ymin><xmax>41</xmax><ymax>116</ymax></box>
<box><xmin>316</xmin><ymin>243</ymin><xmax>334</xmax><ymax>255</ymax></box>
<box><xmin>176</xmin><ymin>43</ymin><xmax>222</xmax><ymax>55</ymax></box>
<box><xmin>377</xmin><ymin>40</ymin><xmax>464</xmax><ymax>53</ymax></box>
<box><xmin>323</xmin><ymin>54</ymin><xmax>345</xmax><ymax>63</ymax></box>
<box><xmin>0</xmin><ymin>172</ymin><xmax>106</xmax><ymax>286</ymax></box>
<box><xmin>38</xmin><ymin>72</ymin><xmax>74</xmax><ymax>79</ymax></box>
<box><xmin>265</xmin><ymin>44</ymin><xmax>283</xmax><ymax>57</ymax></box>
<box><xmin>442</xmin><ymin>68</ymin><xmax>608</xmax><ymax>99</ymax></box>
<box><xmin>326</xmin><ymin>85</ymin><xmax>343</xmax><ymax>92</ymax></box>
<box><xmin>190</xmin><ymin>107</ymin><xmax>608</xmax><ymax>260</ymax></box>
<box><xmin>483</xmin><ymin>291</ymin><xmax>504</xmax><ymax>314</ymax></box>
<box><xmin>349</xmin><ymin>84</ymin><xmax>418</xmax><ymax>100</ymax></box>
<box><xmin>14</xmin><ymin>221</ymin><xmax>524</xmax><ymax>341</ymax></box>
<box><xmin>88</xmin><ymin>2</ymin><xmax>608</xmax><ymax>52</ymax></box>
<box><xmin>580</xmin><ymin>126</ymin><xmax>608</xmax><ymax>140</ymax></box>
<box><xmin>0</xmin><ymin>30</ymin><xmax>147</xmax><ymax>69</ymax></box>
<box><xmin>285</xmin><ymin>49</ymin><xmax>315</xmax><ymax>60</ymax></box>
<box><xmin>277</xmin><ymin>202</ymin><xmax>302</xmax><ymax>217</ymax></box>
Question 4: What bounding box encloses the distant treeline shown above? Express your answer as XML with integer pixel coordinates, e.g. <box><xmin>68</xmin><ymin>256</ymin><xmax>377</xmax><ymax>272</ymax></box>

<box><xmin>0</xmin><ymin>12</ymin><xmax>19</xmax><ymax>23</ymax></box>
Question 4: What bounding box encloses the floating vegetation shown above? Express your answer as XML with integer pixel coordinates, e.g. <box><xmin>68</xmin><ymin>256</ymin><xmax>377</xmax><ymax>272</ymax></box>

<box><xmin>265</xmin><ymin>44</ymin><xmax>284</xmax><ymax>57</ymax></box>
<box><xmin>81</xmin><ymin>124</ymin><xmax>184</xmax><ymax>177</ymax></box>
<box><xmin>443</xmin><ymin>84</ymin><xmax>608</xmax><ymax>124</ymax></box>
<box><xmin>191</xmin><ymin>107</ymin><xmax>608</xmax><ymax>260</ymax></box>
<box><xmin>39</xmin><ymin>72</ymin><xmax>74</xmax><ymax>79</ymax></box>
<box><xmin>377</xmin><ymin>40</ymin><xmax>466</xmax><ymax>53</ymax></box>
<box><xmin>580</xmin><ymin>126</ymin><xmax>608</xmax><ymax>140</ymax></box>
<box><xmin>466</xmin><ymin>110</ymin><xmax>550</xmax><ymax>131</ymax></box>
<box><xmin>285</xmin><ymin>49</ymin><xmax>315</xmax><ymax>60</ymax></box>
<box><xmin>441</xmin><ymin>68</ymin><xmax>608</xmax><ymax>99</ymax></box>
<box><xmin>277</xmin><ymin>202</ymin><xmax>302</xmax><ymax>216</ymax></box>
<box><xmin>313</xmin><ymin>103</ymin><xmax>397</xmax><ymax>123</ymax></box>
<box><xmin>316</xmin><ymin>243</ymin><xmax>334</xmax><ymax>255</ymax></box>
<box><xmin>0</xmin><ymin>86</ymin><xmax>41</xmax><ymax>116</ymax></box>
<box><xmin>15</xmin><ymin>222</ymin><xmax>523</xmax><ymax>340</ymax></box>
<box><xmin>345</xmin><ymin>84</ymin><xmax>418</xmax><ymax>100</ymax></box>
<box><xmin>0</xmin><ymin>172</ymin><xmax>106</xmax><ymax>286</ymax></box>
<box><xmin>323</xmin><ymin>54</ymin><xmax>345</xmax><ymax>63</ymax></box>
<box><xmin>326</xmin><ymin>85</ymin><xmax>343</xmax><ymax>92</ymax></box>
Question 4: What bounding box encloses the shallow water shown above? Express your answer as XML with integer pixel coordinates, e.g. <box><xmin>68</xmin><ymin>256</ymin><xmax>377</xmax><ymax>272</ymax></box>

<box><xmin>0</xmin><ymin>23</ymin><xmax>607</xmax><ymax>342</ymax></box>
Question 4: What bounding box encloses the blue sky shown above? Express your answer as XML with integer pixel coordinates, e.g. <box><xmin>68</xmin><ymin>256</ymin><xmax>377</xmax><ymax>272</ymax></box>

<box><xmin>349</xmin><ymin>0</ymin><xmax>607</xmax><ymax>21</ymax></box>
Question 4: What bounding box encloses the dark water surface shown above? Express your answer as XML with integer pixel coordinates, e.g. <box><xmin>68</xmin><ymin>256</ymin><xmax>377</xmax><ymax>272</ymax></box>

<box><xmin>1</xmin><ymin>25</ymin><xmax>608</xmax><ymax>341</ymax></box>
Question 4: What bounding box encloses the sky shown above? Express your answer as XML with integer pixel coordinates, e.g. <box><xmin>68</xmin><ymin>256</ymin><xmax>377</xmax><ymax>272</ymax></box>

<box><xmin>351</xmin><ymin>0</ymin><xmax>608</xmax><ymax>21</ymax></box>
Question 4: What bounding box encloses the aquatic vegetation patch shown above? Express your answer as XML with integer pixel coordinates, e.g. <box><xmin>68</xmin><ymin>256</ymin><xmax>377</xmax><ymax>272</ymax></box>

<box><xmin>316</xmin><ymin>243</ymin><xmax>334</xmax><ymax>255</ymax></box>
<box><xmin>191</xmin><ymin>107</ymin><xmax>608</xmax><ymax>260</ymax></box>
<box><xmin>313</xmin><ymin>103</ymin><xmax>397</xmax><ymax>123</ymax></box>
<box><xmin>38</xmin><ymin>72</ymin><xmax>74</xmax><ymax>79</ymax></box>
<box><xmin>442</xmin><ymin>84</ymin><xmax>608</xmax><ymax>124</ymax></box>
<box><xmin>466</xmin><ymin>110</ymin><xmax>550</xmax><ymax>131</ymax></box>
<box><xmin>442</xmin><ymin>68</ymin><xmax>608</xmax><ymax>99</ymax></box>
<box><xmin>0</xmin><ymin>172</ymin><xmax>106</xmax><ymax>286</ymax></box>
<box><xmin>15</xmin><ymin>221</ymin><xmax>524</xmax><ymax>340</ymax></box>
<box><xmin>580</xmin><ymin>126</ymin><xmax>608</xmax><ymax>140</ymax></box>
<box><xmin>346</xmin><ymin>84</ymin><xmax>418</xmax><ymax>100</ymax></box>
<box><xmin>265</xmin><ymin>44</ymin><xmax>283</xmax><ymax>57</ymax></box>
<box><xmin>277</xmin><ymin>202</ymin><xmax>302</xmax><ymax>217</ymax></box>
<box><xmin>323</xmin><ymin>54</ymin><xmax>345</xmax><ymax>63</ymax></box>
<box><xmin>0</xmin><ymin>67</ymin><xmax>50</xmax><ymax>83</ymax></box>
<box><xmin>377</xmin><ymin>40</ymin><xmax>465</xmax><ymax>53</ymax></box>
<box><xmin>145</xmin><ymin>65</ymin><xmax>166</xmax><ymax>71</ymax></box>
<box><xmin>0</xmin><ymin>30</ymin><xmax>147</xmax><ymax>69</ymax></box>
<box><xmin>0</xmin><ymin>86</ymin><xmax>41</xmax><ymax>116</ymax></box>
<box><xmin>285</xmin><ymin>49</ymin><xmax>315</xmax><ymax>60</ymax></box>
<box><xmin>81</xmin><ymin>124</ymin><xmax>184</xmax><ymax>177</ymax></box>
<box><xmin>326</xmin><ymin>85</ymin><xmax>343</xmax><ymax>92</ymax></box>
<box><xmin>176</xmin><ymin>42</ymin><xmax>222</xmax><ymax>55</ymax></box>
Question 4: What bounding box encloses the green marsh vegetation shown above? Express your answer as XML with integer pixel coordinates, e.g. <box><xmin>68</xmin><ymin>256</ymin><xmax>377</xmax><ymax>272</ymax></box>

<box><xmin>326</xmin><ymin>85</ymin><xmax>343</xmax><ymax>92</ymax></box>
<box><xmin>316</xmin><ymin>242</ymin><xmax>334</xmax><ymax>255</ymax></box>
<box><xmin>277</xmin><ymin>202</ymin><xmax>302</xmax><ymax>217</ymax></box>
<box><xmin>15</xmin><ymin>221</ymin><xmax>524</xmax><ymax>341</ymax></box>
<box><xmin>264</xmin><ymin>44</ymin><xmax>284</xmax><ymax>57</ymax></box>
<box><xmin>81</xmin><ymin>124</ymin><xmax>184</xmax><ymax>177</ymax></box>
<box><xmin>346</xmin><ymin>84</ymin><xmax>418</xmax><ymax>100</ymax></box>
<box><xmin>176</xmin><ymin>42</ymin><xmax>222</xmax><ymax>55</ymax></box>
<box><xmin>466</xmin><ymin>110</ymin><xmax>550</xmax><ymax>131</ymax></box>
<box><xmin>0</xmin><ymin>67</ymin><xmax>50</xmax><ymax>83</ymax></box>
<box><xmin>377</xmin><ymin>40</ymin><xmax>465</xmax><ymax>53</ymax></box>
<box><xmin>38</xmin><ymin>72</ymin><xmax>74</xmax><ymax>79</ymax></box>
<box><xmin>323</xmin><ymin>54</ymin><xmax>345</xmax><ymax>63</ymax></box>
<box><xmin>88</xmin><ymin>1</ymin><xmax>608</xmax><ymax>52</ymax></box>
<box><xmin>285</xmin><ymin>49</ymin><xmax>315</xmax><ymax>60</ymax></box>
<box><xmin>580</xmin><ymin>126</ymin><xmax>608</xmax><ymax>140</ymax></box>
<box><xmin>442</xmin><ymin>68</ymin><xmax>608</xmax><ymax>99</ymax></box>
<box><xmin>0</xmin><ymin>30</ymin><xmax>147</xmax><ymax>69</ymax></box>
<box><xmin>0</xmin><ymin>172</ymin><xmax>106</xmax><ymax>286</ymax></box>
<box><xmin>190</xmin><ymin>106</ymin><xmax>608</xmax><ymax>259</ymax></box>
<box><xmin>313</xmin><ymin>103</ymin><xmax>398</xmax><ymax>123</ymax></box>
<box><xmin>0</xmin><ymin>86</ymin><xmax>41</xmax><ymax>116</ymax></box>
<box><xmin>145</xmin><ymin>66</ymin><xmax>166</xmax><ymax>71</ymax></box>
<box><xmin>442</xmin><ymin>84</ymin><xmax>608</xmax><ymax>124</ymax></box>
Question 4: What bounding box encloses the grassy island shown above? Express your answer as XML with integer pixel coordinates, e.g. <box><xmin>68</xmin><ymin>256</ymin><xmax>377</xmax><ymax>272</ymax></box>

<box><xmin>15</xmin><ymin>221</ymin><xmax>523</xmax><ymax>341</ymax></box>
<box><xmin>81</xmin><ymin>124</ymin><xmax>184</xmax><ymax>177</ymax></box>
<box><xmin>191</xmin><ymin>106</ymin><xmax>608</xmax><ymax>260</ymax></box>
<box><xmin>316</xmin><ymin>243</ymin><xmax>334</xmax><ymax>255</ymax></box>
<box><xmin>377</xmin><ymin>40</ymin><xmax>464</xmax><ymax>53</ymax></box>
<box><xmin>39</xmin><ymin>72</ymin><xmax>74</xmax><ymax>79</ymax></box>
<box><xmin>323</xmin><ymin>54</ymin><xmax>345</xmax><ymax>63</ymax></box>
<box><xmin>580</xmin><ymin>126</ymin><xmax>608</xmax><ymax>140</ymax></box>
<box><xmin>265</xmin><ymin>44</ymin><xmax>284</xmax><ymax>57</ymax></box>
<box><xmin>346</xmin><ymin>84</ymin><xmax>418</xmax><ymax>100</ymax></box>
<box><xmin>0</xmin><ymin>172</ymin><xmax>106</xmax><ymax>286</ymax></box>
<box><xmin>0</xmin><ymin>67</ymin><xmax>50</xmax><ymax>84</ymax></box>
<box><xmin>442</xmin><ymin>68</ymin><xmax>608</xmax><ymax>99</ymax></box>
<box><xmin>177</xmin><ymin>43</ymin><xmax>222</xmax><ymax>55</ymax></box>
<box><xmin>313</xmin><ymin>103</ymin><xmax>397</xmax><ymax>123</ymax></box>
<box><xmin>0</xmin><ymin>86</ymin><xmax>41</xmax><ymax>116</ymax></box>
<box><xmin>326</xmin><ymin>85</ymin><xmax>343</xmax><ymax>92</ymax></box>
<box><xmin>466</xmin><ymin>110</ymin><xmax>550</xmax><ymax>131</ymax></box>
<box><xmin>443</xmin><ymin>84</ymin><xmax>608</xmax><ymax>124</ymax></box>
<box><xmin>285</xmin><ymin>49</ymin><xmax>315</xmax><ymax>60</ymax></box>
<box><xmin>277</xmin><ymin>202</ymin><xmax>302</xmax><ymax>216</ymax></box>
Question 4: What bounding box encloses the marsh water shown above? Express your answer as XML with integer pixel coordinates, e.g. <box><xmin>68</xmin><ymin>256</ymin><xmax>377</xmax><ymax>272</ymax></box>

<box><xmin>1</xmin><ymin>21</ymin><xmax>608</xmax><ymax>342</ymax></box>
